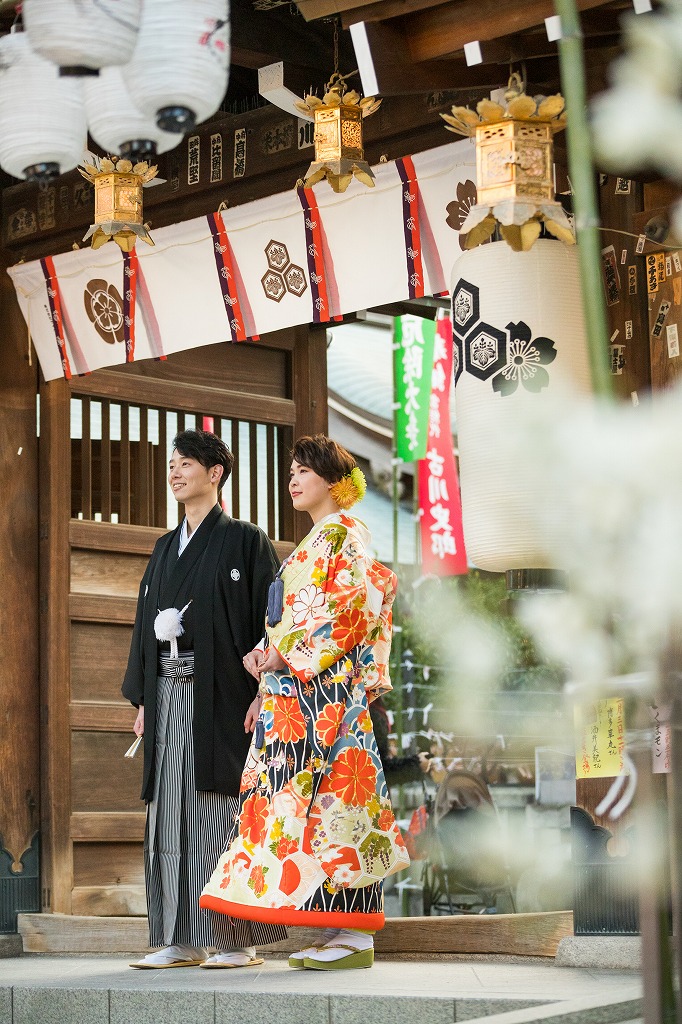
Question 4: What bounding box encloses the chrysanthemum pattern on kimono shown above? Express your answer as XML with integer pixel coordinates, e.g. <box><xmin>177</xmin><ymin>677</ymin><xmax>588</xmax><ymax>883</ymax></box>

<box><xmin>200</xmin><ymin>513</ymin><xmax>409</xmax><ymax>928</ymax></box>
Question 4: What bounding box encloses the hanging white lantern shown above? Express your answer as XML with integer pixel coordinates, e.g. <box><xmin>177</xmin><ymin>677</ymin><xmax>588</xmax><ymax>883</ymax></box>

<box><xmin>23</xmin><ymin>0</ymin><xmax>141</xmax><ymax>75</ymax></box>
<box><xmin>0</xmin><ymin>32</ymin><xmax>87</xmax><ymax>182</ymax></box>
<box><xmin>451</xmin><ymin>239</ymin><xmax>593</xmax><ymax>572</ymax></box>
<box><xmin>126</xmin><ymin>0</ymin><xmax>230</xmax><ymax>133</ymax></box>
<box><xmin>85</xmin><ymin>66</ymin><xmax>180</xmax><ymax>162</ymax></box>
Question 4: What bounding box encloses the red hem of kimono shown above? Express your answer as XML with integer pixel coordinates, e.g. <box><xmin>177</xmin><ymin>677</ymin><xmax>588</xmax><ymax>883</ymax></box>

<box><xmin>199</xmin><ymin>894</ymin><xmax>385</xmax><ymax>930</ymax></box>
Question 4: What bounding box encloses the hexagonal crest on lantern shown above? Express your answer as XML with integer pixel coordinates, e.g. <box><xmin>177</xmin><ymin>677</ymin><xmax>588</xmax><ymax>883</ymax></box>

<box><xmin>265</xmin><ymin>239</ymin><xmax>290</xmax><ymax>272</ymax></box>
<box><xmin>261</xmin><ymin>270</ymin><xmax>286</xmax><ymax>302</ymax></box>
<box><xmin>284</xmin><ymin>263</ymin><xmax>308</xmax><ymax>297</ymax></box>
<box><xmin>452</xmin><ymin>278</ymin><xmax>480</xmax><ymax>336</ymax></box>
<box><xmin>453</xmin><ymin>336</ymin><xmax>464</xmax><ymax>386</ymax></box>
<box><xmin>464</xmin><ymin>322</ymin><xmax>507</xmax><ymax>379</ymax></box>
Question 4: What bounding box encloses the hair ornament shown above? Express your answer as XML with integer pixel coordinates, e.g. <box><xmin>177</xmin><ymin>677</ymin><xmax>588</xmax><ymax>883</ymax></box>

<box><xmin>329</xmin><ymin>465</ymin><xmax>367</xmax><ymax>509</ymax></box>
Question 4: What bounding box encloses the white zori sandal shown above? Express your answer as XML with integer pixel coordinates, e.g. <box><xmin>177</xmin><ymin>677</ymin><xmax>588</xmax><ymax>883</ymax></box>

<box><xmin>200</xmin><ymin>950</ymin><xmax>264</xmax><ymax>969</ymax></box>
<box><xmin>129</xmin><ymin>944</ymin><xmax>205</xmax><ymax>969</ymax></box>
<box><xmin>288</xmin><ymin>929</ymin><xmax>340</xmax><ymax>969</ymax></box>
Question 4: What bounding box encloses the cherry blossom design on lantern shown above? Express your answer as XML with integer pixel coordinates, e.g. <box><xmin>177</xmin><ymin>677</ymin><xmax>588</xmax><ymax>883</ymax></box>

<box><xmin>291</xmin><ymin>584</ymin><xmax>325</xmax><ymax>626</ymax></box>
<box><xmin>261</xmin><ymin>239</ymin><xmax>308</xmax><ymax>302</ymax></box>
<box><xmin>445</xmin><ymin>179</ymin><xmax>478</xmax><ymax>251</ymax></box>
<box><xmin>492</xmin><ymin>321</ymin><xmax>557</xmax><ymax>396</ymax></box>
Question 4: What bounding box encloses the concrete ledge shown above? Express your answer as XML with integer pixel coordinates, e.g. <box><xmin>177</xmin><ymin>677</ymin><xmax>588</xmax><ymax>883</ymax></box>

<box><xmin>460</xmin><ymin>993</ymin><xmax>642</xmax><ymax>1024</ymax></box>
<box><xmin>555</xmin><ymin>937</ymin><xmax>641</xmax><ymax>971</ymax></box>
<box><xmin>0</xmin><ymin>934</ymin><xmax>23</xmax><ymax>958</ymax></box>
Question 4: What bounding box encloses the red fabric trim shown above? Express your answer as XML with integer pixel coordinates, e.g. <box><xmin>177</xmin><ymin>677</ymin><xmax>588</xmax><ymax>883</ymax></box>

<box><xmin>199</xmin><ymin>893</ymin><xmax>385</xmax><ymax>929</ymax></box>
<box><xmin>401</xmin><ymin>156</ymin><xmax>425</xmax><ymax>297</ymax></box>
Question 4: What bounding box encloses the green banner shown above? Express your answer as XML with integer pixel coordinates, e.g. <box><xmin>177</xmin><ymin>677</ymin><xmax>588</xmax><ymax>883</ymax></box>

<box><xmin>393</xmin><ymin>315</ymin><xmax>436</xmax><ymax>462</ymax></box>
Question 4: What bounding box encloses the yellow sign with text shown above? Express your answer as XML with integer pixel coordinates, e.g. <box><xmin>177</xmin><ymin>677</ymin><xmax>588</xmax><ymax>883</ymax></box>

<box><xmin>575</xmin><ymin>698</ymin><xmax>626</xmax><ymax>779</ymax></box>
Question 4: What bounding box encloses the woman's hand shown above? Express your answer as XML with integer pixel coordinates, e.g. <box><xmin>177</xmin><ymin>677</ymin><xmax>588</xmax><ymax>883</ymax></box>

<box><xmin>243</xmin><ymin>647</ymin><xmax>264</xmax><ymax>680</ymax></box>
<box><xmin>244</xmin><ymin>694</ymin><xmax>262</xmax><ymax>733</ymax></box>
<box><xmin>258</xmin><ymin>646</ymin><xmax>287</xmax><ymax>673</ymax></box>
<box><xmin>133</xmin><ymin>706</ymin><xmax>144</xmax><ymax>737</ymax></box>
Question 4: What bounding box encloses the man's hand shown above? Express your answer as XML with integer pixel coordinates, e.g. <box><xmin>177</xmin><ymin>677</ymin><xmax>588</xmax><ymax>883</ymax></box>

<box><xmin>244</xmin><ymin>694</ymin><xmax>262</xmax><ymax>733</ymax></box>
<box><xmin>134</xmin><ymin>706</ymin><xmax>144</xmax><ymax>737</ymax></box>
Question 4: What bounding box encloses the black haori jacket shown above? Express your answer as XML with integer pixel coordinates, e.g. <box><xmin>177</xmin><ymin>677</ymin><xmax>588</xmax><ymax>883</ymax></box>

<box><xmin>122</xmin><ymin>505</ymin><xmax>279</xmax><ymax>801</ymax></box>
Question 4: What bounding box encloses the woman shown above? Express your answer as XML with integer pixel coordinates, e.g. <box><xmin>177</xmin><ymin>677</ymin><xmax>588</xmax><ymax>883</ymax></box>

<box><xmin>201</xmin><ymin>435</ymin><xmax>409</xmax><ymax>970</ymax></box>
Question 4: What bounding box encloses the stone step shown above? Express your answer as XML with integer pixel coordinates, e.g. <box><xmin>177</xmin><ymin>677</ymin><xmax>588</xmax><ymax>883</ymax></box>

<box><xmin>0</xmin><ymin>954</ymin><xmax>642</xmax><ymax>1024</ymax></box>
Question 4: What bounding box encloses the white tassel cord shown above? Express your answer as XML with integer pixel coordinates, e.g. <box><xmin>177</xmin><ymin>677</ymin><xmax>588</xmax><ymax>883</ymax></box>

<box><xmin>154</xmin><ymin>601</ymin><xmax>192</xmax><ymax>659</ymax></box>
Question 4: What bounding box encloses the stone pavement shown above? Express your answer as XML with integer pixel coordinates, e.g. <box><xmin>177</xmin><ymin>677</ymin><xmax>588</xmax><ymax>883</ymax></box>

<box><xmin>0</xmin><ymin>952</ymin><xmax>642</xmax><ymax>1024</ymax></box>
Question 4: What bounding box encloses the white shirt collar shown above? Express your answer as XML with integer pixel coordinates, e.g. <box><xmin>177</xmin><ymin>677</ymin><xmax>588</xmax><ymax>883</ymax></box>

<box><xmin>177</xmin><ymin>517</ymin><xmax>194</xmax><ymax>557</ymax></box>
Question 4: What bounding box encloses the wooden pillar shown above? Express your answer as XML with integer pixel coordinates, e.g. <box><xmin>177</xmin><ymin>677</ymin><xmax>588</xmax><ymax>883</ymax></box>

<box><xmin>39</xmin><ymin>377</ymin><xmax>72</xmax><ymax>914</ymax></box>
<box><xmin>0</xmin><ymin>267</ymin><xmax>40</xmax><ymax>925</ymax></box>
<box><xmin>291</xmin><ymin>324</ymin><xmax>328</xmax><ymax>542</ymax></box>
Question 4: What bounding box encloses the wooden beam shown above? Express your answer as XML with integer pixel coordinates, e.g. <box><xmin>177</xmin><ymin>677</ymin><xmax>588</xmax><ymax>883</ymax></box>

<box><xmin>40</xmin><ymin>379</ymin><xmax>73</xmax><ymax>915</ymax></box>
<box><xmin>18</xmin><ymin>909</ymin><xmax>574</xmax><ymax>955</ymax></box>
<box><xmin>70</xmin><ymin>373</ymin><xmax>297</xmax><ymax>428</ymax></box>
<box><xmin>69</xmin><ymin>593</ymin><xmax>137</xmax><ymax>625</ymax></box>
<box><xmin>0</xmin><ymin>264</ymin><xmax>40</xmax><ymax>877</ymax></box>
<box><xmin>70</xmin><ymin>812</ymin><xmax>145</xmax><ymax>842</ymax></box>
<box><xmin>400</xmin><ymin>0</ymin><xmax>618</xmax><ymax>63</ymax></box>
<box><xmin>69</xmin><ymin>519</ymin><xmax>165</xmax><ymax>556</ymax></box>
<box><xmin>70</xmin><ymin>703</ymin><xmax>135</xmax><ymax>732</ymax></box>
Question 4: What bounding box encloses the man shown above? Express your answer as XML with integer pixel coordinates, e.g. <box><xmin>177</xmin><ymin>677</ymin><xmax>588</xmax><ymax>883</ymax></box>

<box><xmin>122</xmin><ymin>428</ymin><xmax>285</xmax><ymax>968</ymax></box>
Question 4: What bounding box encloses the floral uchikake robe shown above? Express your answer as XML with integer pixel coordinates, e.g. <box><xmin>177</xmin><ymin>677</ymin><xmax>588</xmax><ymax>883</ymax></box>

<box><xmin>200</xmin><ymin>513</ymin><xmax>409</xmax><ymax>928</ymax></box>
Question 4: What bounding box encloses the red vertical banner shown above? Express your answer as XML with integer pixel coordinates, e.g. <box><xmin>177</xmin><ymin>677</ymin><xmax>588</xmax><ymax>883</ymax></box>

<box><xmin>418</xmin><ymin>315</ymin><xmax>468</xmax><ymax>575</ymax></box>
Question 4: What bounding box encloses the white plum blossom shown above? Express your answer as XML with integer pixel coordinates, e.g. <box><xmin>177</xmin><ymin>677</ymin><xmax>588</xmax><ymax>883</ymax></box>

<box><xmin>291</xmin><ymin>584</ymin><xmax>325</xmax><ymax>626</ymax></box>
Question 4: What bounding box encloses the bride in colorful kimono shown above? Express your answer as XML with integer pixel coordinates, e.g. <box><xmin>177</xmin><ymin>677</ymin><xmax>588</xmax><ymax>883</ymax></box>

<box><xmin>201</xmin><ymin>434</ymin><xmax>409</xmax><ymax>970</ymax></box>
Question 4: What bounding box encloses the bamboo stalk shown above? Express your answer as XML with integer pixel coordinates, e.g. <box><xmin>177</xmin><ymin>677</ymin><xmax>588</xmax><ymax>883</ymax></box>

<box><xmin>554</xmin><ymin>0</ymin><xmax>612</xmax><ymax>399</ymax></box>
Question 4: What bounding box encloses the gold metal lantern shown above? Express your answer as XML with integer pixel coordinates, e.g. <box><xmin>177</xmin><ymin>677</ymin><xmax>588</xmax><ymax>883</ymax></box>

<box><xmin>442</xmin><ymin>74</ymin><xmax>574</xmax><ymax>252</ymax></box>
<box><xmin>295</xmin><ymin>72</ymin><xmax>381</xmax><ymax>193</ymax></box>
<box><xmin>79</xmin><ymin>155</ymin><xmax>157</xmax><ymax>251</ymax></box>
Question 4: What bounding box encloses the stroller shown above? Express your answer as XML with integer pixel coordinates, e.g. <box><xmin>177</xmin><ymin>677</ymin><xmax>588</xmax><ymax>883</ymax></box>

<box><xmin>418</xmin><ymin>768</ymin><xmax>516</xmax><ymax>915</ymax></box>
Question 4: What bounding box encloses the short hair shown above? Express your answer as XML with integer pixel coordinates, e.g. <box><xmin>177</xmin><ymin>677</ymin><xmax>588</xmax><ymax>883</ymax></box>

<box><xmin>171</xmin><ymin>429</ymin><xmax>234</xmax><ymax>492</ymax></box>
<box><xmin>291</xmin><ymin>434</ymin><xmax>356</xmax><ymax>484</ymax></box>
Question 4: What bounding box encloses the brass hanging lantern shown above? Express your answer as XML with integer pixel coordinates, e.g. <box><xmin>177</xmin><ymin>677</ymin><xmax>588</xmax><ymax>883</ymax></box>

<box><xmin>295</xmin><ymin>72</ymin><xmax>381</xmax><ymax>193</ymax></box>
<box><xmin>78</xmin><ymin>154</ymin><xmax>157</xmax><ymax>251</ymax></box>
<box><xmin>442</xmin><ymin>74</ymin><xmax>574</xmax><ymax>251</ymax></box>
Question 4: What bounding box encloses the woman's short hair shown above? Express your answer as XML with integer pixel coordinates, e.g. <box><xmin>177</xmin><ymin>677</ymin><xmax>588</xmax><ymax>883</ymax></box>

<box><xmin>172</xmin><ymin>429</ymin><xmax>234</xmax><ymax>492</ymax></box>
<box><xmin>291</xmin><ymin>434</ymin><xmax>356</xmax><ymax>484</ymax></box>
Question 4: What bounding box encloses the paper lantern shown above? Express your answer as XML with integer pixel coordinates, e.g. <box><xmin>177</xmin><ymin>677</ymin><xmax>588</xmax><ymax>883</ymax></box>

<box><xmin>126</xmin><ymin>0</ymin><xmax>230</xmax><ymax>134</ymax></box>
<box><xmin>85</xmin><ymin>66</ymin><xmax>179</xmax><ymax>161</ymax></box>
<box><xmin>23</xmin><ymin>0</ymin><xmax>141</xmax><ymax>74</ymax></box>
<box><xmin>0</xmin><ymin>32</ymin><xmax>87</xmax><ymax>181</ymax></box>
<box><xmin>451</xmin><ymin>239</ymin><xmax>593</xmax><ymax>571</ymax></box>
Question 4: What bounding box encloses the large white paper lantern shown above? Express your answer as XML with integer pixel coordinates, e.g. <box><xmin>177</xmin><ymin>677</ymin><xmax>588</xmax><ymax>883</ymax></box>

<box><xmin>0</xmin><ymin>32</ymin><xmax>87</xmax><ymax>181</ymax></box>
<box><xmin>23</xmin><ymin>0</ymin><xmax>141</xmax><ymax>74</ymax></box>
<box><xmin>451</xmin><ymin>239</ymin><xmax>593</xmax><ymax>571</ymax></box>
<box><xmin>126</xmin><ymin>0</ymin><xmax>230</xmax><ymax>133</ymax></box>
<box><xmin>85</xmin><ymin>67</ymin><xmax>180</xmax><ymax>161</ymax></box>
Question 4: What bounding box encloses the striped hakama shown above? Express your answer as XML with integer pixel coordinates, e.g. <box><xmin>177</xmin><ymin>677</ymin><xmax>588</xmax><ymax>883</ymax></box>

<box><xmin>145</xmin><ymin>654</ymin><xmax>286</xmax><ymax>950</ymax></box>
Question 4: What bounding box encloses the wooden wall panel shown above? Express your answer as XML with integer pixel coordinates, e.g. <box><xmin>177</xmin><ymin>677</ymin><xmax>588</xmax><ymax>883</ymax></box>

<box><xmin>71</xmin><ymin>623</ymin><xmax>133</xmax><ymax>704</ymax></box>
<box><xmin>73</xmin><ymin>843</ymin><xmax>144</xmax><ymax>886</ymax></box>
<box><xmin>70</xmin><ymin>732</ymin><xmax>142</xmax><ymax>813</ymax></box>
<box><xmin>70</xmin><ymin>550</ymin><xmax>149</xmax><ymax>598</ymax></box>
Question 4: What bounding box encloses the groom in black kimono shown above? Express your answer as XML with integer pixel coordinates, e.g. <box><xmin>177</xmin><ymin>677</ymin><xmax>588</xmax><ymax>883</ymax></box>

<box><xmin>122</xmin><ymin>428</ymin><xmax>285</xmax><ymax>968</ymax></box>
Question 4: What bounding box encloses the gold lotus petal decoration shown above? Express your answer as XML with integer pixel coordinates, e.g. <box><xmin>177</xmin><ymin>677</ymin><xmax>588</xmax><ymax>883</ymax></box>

<box><xmin>79</xmin><ymin>153</ymin><xmax>158</xmax><ymax>251</ymax></box>
<box><xmin>443</xmin><ymin>77</ymin><xmax>573</xmax><ymax>251</ymax></box>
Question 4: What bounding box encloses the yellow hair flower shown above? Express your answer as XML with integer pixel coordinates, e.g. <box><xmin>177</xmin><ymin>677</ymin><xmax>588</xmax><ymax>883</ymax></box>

<box><xmin>329</xmin><ymin>466</ymin><xmax>367</xmax><ymax>509</ymax></box>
